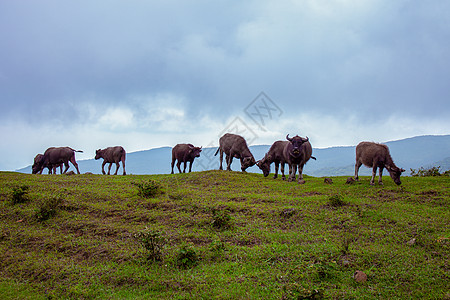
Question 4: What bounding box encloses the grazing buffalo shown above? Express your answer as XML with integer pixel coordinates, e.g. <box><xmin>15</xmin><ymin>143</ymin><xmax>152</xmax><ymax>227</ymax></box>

<box><xmin>95</xmin><ymin>146</ymin><xmax>126</xmax><ymax>175</ymax></box>
<box><xmin>171</xmin><ymin>144</ymin><xmax>202</xmax><ymax>174</ymax></box>
<box><xmin>257</xmin><ymin>141</ymin><xmax>289</xmax><ymax>180</ymax></box>
<box><xmin>284</xmin><ymin>134</ymin><xmax>314</xmax><ymax>184</ymax></box>
<box><xmin>32</xmin><ymin>147</ymin><xmax>82</xmax><ymax>174</ymax></box>
<box><xmin>32</xmin><ymin>154</ymin><xmax>63</xmax><ymax>174</ymax></box>
<box><xmin>214</xmin><ymin>133</ymin><xmax>256</xmax><ymax>172</ymax></box>
<box><xmin>355</xmin><ymin>141</ymin><xmax>405</xmax><ymax>185</ymax></box>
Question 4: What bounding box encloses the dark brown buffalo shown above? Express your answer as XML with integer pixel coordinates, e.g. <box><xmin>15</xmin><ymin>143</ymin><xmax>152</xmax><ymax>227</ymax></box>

<box><xmin>95</xmin><ymin>146</ymin><xmax>126</xmax><ymax>175</ymax></box>
<box><xmin>171</xmin><ymin>143</ymin><xmax>202</xmax><ymax>174</ymax></box>
<box><xmin>284</xmin><ymin>134</ymin><xmax>314</xmax><ymax>184</ymax></box>
<box><xmin>32</xmin><ymin>154</ymin><xmax>63</xmax><ymax>174</ymax></box>
<box><xmin>354</xmin><ymin>141</ymin><xmax>405</xmax><ymax>185</ymax></box>
<box><xmin>32</xmin><ymin>147</ymin><xmax>82</xmax><ymax>174</ymax></box>
<box><xmin>257</xmin><ymin>141</ymin><xmax>289</xmax><ymax>180</ymax></box>
<box><xmin>214</xmin><ymin>133</ymin><xmax>256</xmax><ymax>172</ymax></box>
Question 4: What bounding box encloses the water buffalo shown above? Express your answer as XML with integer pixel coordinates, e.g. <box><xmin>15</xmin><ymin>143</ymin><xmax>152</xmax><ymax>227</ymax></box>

<box><xmin>354</xmin><ymin>141</ymin><xmax>405</xmax><ymax>185</ymax></box>
<box><xmin>257</xmin><ymin>141</ymin><xmax>289</xmax><ymax>180</ymax></box>
<box><xmin>32</xmin><ymin>154</ymin><xmax>63</xmax><ymax>174</ymax></box>
<box><xmin>214</xmin><ymin>133</ymin><xmax>256</xmax><ymax>172</ymax></box>
<box><xmin>95</xmin><ymin>146</ymin><xmax>126</xmax><ymax>175</ymax></box>
<box><xmin>32</xmin><ymin>147</ymin><xmax>83</xmax><ymax>174</ymax></box>
<box><xmin>284</xmin><ymin>134</ymin><xmax>314</xmax><ymax>184</ymax></box>
<box><xmin>171</xmin><ymin>144</ymin><xmax>202</xmax><ymax>174</ymax></box>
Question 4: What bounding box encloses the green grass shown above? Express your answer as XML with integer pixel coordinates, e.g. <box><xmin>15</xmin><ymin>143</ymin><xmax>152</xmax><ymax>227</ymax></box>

<box><xmin>0</xmin><ymin>171</ymin><xmax>448</xmax><ymax>299</ymax></box>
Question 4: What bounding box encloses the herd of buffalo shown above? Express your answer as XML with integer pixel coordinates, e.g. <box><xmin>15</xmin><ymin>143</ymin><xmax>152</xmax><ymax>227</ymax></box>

<box><xmin>32</xmin><ymin>133</ymin><xmax>406</xmax><ymax>185</ymax></box>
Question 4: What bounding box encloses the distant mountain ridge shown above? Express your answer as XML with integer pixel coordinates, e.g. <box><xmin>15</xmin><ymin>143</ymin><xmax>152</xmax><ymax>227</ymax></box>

<box><xmin>16</xmin><ymin>135</ymin><xmax>450</xmax><ymax>176</ymax></box>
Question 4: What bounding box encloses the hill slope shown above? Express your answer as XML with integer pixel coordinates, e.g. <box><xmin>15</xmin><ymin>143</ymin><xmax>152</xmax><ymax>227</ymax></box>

<box><xmin>17</xmin><ymin>135</ymin><xmax>450</xmax><ymax>176</ymax></box>
<box><xmin>0</xmin><ymin>171</ymin><xmax>448</xmax><ymax>299</ymax></box>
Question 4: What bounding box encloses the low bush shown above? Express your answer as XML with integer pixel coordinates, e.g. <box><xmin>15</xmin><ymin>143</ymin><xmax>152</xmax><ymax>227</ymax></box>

<box><xmin>176</xmin><ymin>243</ymin><xmax>198</xmax><ymax>269</ymax></box>
<box><xmin>35</xmin><ymin>195</ymin><xmax>62</xmax><ymax>222</ymax></box>
<box><xmin>133</xmin><ymin>227</ymin><xmax>166</xmax><ymax>262</ymax></box>
<box><xmin>410</xmin><ymin>166</ymin><xmax>447</xmax><ymax>177</ymax></box>
<box><xmin>132</xmin><ymin>180</ymin><xmax>163</xmax><ymax>198</ymax></box>
<box><xmin>328</xmin><ymin>194</ymin><xmax>345</xmax><ymax>207</ymax></box>
<box><xmin>10</xmin><ymin>185</ymin><xmax>30</xmax><ymax>205</ymax></box>
<box><xmin>210</xmin><ymin>208</ymin><xmax>233</xmax><ymax>230</ymax></box>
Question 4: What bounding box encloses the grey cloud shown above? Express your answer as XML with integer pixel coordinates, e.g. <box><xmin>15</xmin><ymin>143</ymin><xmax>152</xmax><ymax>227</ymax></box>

<box><xmin>0</xmin><ymin>0</ymin><xmax>449</xmax><ymax>170</ymax></box>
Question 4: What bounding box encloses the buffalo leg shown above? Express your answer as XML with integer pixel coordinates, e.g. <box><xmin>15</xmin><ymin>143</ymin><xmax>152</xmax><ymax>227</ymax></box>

<box><xmin>107</xmin><ymin>163</ymin><xmax>113</xmax><ymax>175</ymax></box>
<box><xmin>113</xmin><ymin>162</ymin><xmax>120</xmax><ymax>175</ymax></box>
<box><xmin>370</xmin><ymin>166</ymin><xmax>377</xmax><ymax>185</ymax></box>
<box><xmin>288</xmin><ymin>164</ymin><xmax>297</xmax><ymax>182</ymax></box>
<box><xmin>354</xmin><ymin>161</ymin><xmax>362</xmax><ymax>181</ymax></box>
<box><xmin>183</xmin><ymin>161</ymin><xmax>187</xmax><ymax>173</ymax></box>
<box><xmin>298</xmin><ymin>164</ymin><xmax>306</xmax><ymax>184</ymax></box>
<box><xmin>219</xmin><ymin>150</ymin><xmax>224</xmax><ymax>170</ymax></box>
<box><xmin>171</xmin><ymin>158</ymin><xmax>176</xmax><ymax>174</ymax></box>
<box><xmin>69</xmin><ymin>157</ymin><xmax>80</xmax><ymax>174</ymax></box>
<box><xmin>177</xmin><ymin>161</ymin><xmax>182</xmax><ymax>173</ymax></box>
<box><xmin>240</xmin><ymin>157</ymin><xmax>247</xmax><ymax>173</ymax></box>
<box><xmin>122</xmin><ymin>160</ymin><xmax>126</xmax><ymax>175</ymax></box>
<box><xmin>378</xmin><ymin>166</ymin><xmax>384</xmax><ymax>185</ymax></box>
<box><xmin>188</xmin><ymin>160</ymin><xmax>193</xmax><ymax>173</ymax></box>
<box><xmin>226</xmin><ymin>154</ymin><xmax>233</xmax><ymax>171</ymax></box>
<box><xmin>63</xmin><ymin>162</ymin><xmax>70</xmax><ymax>174</ymax></box>
<box><xmin>274</xmin><ymin>161</ymin><xmax>279</xmax><ymax>179</ymax></box>
<box><xmin>281</xmin><ymin>163</ymin><xmax>286</xmax><ymax>180</ymax></box>
<box><xmin>102</xmin><ymin>161</ymin><xmax>107</xmax><ymax>175</ymax></box>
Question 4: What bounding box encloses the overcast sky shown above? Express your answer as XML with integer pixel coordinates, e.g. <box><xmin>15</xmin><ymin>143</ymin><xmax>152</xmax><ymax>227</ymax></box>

<box><xmin>1</xmin><ymin>0</ymin><xmax>449</xmax><ymax>170</ymax></box>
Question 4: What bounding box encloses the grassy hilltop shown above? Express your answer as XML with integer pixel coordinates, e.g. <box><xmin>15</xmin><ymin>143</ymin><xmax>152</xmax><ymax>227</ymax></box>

<box><xmin>0</xmin><ymin>171</ymin><xmax>449</xmax><ymax>299</ymax></box>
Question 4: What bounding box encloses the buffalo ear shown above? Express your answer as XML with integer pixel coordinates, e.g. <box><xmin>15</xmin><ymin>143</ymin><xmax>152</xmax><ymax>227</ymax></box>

<box><xmin>400</xmin><ymin>168</ymin><xmax>405</xmax><ymax>173</ymax></box>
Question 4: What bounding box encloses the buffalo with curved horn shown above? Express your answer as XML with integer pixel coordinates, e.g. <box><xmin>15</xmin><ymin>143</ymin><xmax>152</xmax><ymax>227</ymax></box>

<box><xmin>283</xmin><ymin>134</ymin><xmax>314</xmax><ymax>184</ymax></box>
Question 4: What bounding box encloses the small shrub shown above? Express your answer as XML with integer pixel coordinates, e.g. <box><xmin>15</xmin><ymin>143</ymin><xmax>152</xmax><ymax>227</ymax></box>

<box><xmin>35</xmin><ymin>196</ymin><xmax>62</xmax><ymax>222</ymax></box>
<box><xmin>328</xmin><ymin>194</ymin><xmax>345</xmax><ymax>207</ymax></box>
<box><xmin>133</xmin><ymin>227</ymin><xmax>166</xmax><ymax>262</ymax></box>
<box><xmin>10</xmin><ymin>185</ymin><xmax>30</xmax><ymax>204</ymax></box>
<box><xmin>133</xmin><ymin>180</ymin><xmax>163</xmax><ymax>198</ymax></box>
<box><xmin>210</xmin><ymin>208</ymin><xmax>232</xmax><ymax>230</ymax></box>
<box><xmin>410</xmin><ymin>166</ymin><xmax>442</xmax><ymax>177</ymax></box>
<box><xmin>176</xmin><ymin>243</ymin><xmax>198</xmax><ymax>269</ymax></box>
